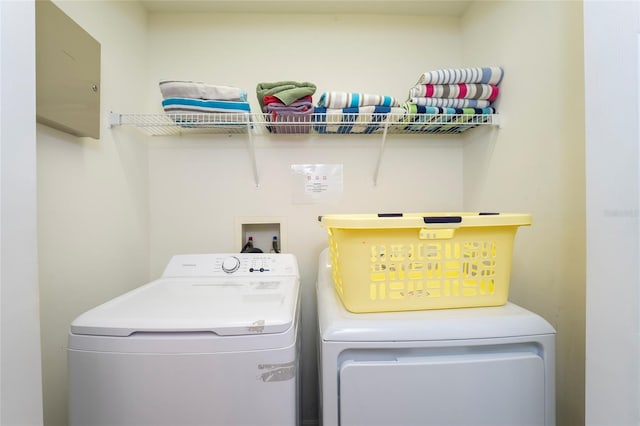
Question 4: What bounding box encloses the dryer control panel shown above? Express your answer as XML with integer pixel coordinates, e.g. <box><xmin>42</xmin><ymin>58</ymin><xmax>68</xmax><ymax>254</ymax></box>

<box><xmin>162</xmin><ymin>253</ymin><xmax>299</xmax><ymax>278</ymax></box>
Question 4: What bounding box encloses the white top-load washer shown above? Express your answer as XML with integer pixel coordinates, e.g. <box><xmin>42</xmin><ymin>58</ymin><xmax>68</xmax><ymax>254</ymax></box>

<box><xmin>316</xmin><ymin>248</ymin><xmax>556</xmax><ymax>426</ymax></box>
<box><xmin>68</xmin><ymin>253</ymin><xmax>300</xmax><ymax>426</ymax></box>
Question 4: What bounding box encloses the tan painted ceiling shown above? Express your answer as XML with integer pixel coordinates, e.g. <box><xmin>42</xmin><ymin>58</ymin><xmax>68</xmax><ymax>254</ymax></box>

<box><xmin>139</xmin><ymin>0</ymin><xmax>473</xmax><ymax>16</ymax></box>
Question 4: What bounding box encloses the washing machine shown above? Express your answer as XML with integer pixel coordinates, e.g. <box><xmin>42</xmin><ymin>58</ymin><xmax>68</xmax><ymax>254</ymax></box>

<box><xmin>316</xmin><ymin>248</ymin><xmax>555</xmax><ymax>426</ymax></box>
<box><xmin>68</xmin><ymin>253</ymin><xmax>300</xmax><ymax>426</ymax></box>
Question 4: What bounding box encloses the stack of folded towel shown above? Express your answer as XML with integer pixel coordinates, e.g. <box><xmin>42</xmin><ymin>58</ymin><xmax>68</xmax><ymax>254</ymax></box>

<box><xmin>256</xmin><ymin>81</ymin><xmax>317</xmax><ymax>133</ymax></box>
<box><xmin>159</xmin><ymin>80</ymin><xmax>251</xmax><ymax>124</ymax></box>
<box><xmin>402</xmin><ymin>66</ymin><xmax>503</xmax><ymax>131</ymax></box>
<box><xmin>313</xmin><ymin>91</ymin><xmax>404</xmax><ymax>134</ymax></box>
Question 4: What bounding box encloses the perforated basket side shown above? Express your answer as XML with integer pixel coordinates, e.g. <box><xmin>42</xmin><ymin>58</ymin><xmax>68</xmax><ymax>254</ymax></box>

<box><xmin>326</xmin><ymin>224</ymin><xmax>521</xmax><ymax>313</ymax></box>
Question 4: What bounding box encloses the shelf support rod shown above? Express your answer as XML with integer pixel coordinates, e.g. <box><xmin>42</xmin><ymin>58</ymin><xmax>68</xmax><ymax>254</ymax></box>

<box><xmin>373</xmin><ymin>121</ymin><xmax>390</xmax><ymax>186</ymax></box>
<box><xmin>492</xmin><ymin>114</ymin><xmax>502</xmax><ymax>129</ymax></box>
<box><xmin>246</xmin><ymin>115</ymin><xmax>259</xmax><ymax>188</ymax></box>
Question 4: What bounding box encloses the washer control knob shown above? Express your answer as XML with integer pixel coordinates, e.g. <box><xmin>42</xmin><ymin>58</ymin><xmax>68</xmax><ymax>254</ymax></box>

<box><xmin>221</xmin><ymin>256</ymin><xmax>240</xmax><ymax>273</ymax></box>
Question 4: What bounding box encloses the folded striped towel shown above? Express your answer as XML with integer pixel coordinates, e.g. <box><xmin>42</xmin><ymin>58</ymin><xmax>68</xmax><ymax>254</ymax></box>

<box><xmin>416</xmin><ymin>67</ymin><xmax>504</xmax><ymax>85</ymax></box>
<box><xmin>162</xmin><ymin>97</ymin><xmax>251</xmax><ymax>114</ymax></box>
<box><xmin>256</xmin><ymin>81</ymin><xmax>317</xmax><ymax>110</ymax></box>
<box><xmin>313</xmin><ymin>106</ymin><xmax>404</xmax><ymax>134</ymax></box>
<box><xmin>409</xmin><ymin>97</ymin><xmax>491</xmax><ymax>109</ymax></box>
<box><xmin>401</xmin><ymin>103</ymin><xmax>494</xmax><ymax>133</ymax></box>
<box><xmin>317</xmin><ymin>92</ymin><xmax>400</xmax><ymax>109</ymax></box>
<box><xmin>159</xmin><ymin>80</ymin><xmax>247</xmax><ymax>102</ymax></box>
<box><xmin>403</xmin><ymin>103</ymin><xmax>495</xmax><ymax>116</ymax></box>
<box><xmin>409</xmin><ymin>83</ymin><xmax>499</xmax><ymax>102</ymax></box>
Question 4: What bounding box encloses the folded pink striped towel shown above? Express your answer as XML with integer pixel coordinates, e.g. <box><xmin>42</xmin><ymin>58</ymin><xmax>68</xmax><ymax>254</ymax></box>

<box><xmin>409</xmin><ymin>83</ymin><xmax>499</xmax><ymax>102</ymax></box>
<box><xmin>409</xmin><ymin>97</ymin><xmax>491</xmax><ymax>109</ymax></box>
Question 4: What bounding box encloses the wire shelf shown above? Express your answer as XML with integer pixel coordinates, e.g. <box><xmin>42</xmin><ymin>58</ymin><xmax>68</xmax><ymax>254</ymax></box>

<box><xmin>108</xmin><ymin>111</ymin><xmax>500</xmax><ymax>187</ymax></box>
<box><xmin>109</xmin><ymin>112</ymin><xmax>498</xmax><ymax>136</ymax></box>
<box><xmin>109</xmin><ymin>112</ymin><xmax>252</xmax><ymax>136</ymax></box>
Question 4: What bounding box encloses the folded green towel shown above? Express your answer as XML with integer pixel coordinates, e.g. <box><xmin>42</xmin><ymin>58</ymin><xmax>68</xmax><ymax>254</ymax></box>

<box><xmin>256</xmin><ymin>81</ymin><xmax>317</xmax><ymax>109</ymax></box>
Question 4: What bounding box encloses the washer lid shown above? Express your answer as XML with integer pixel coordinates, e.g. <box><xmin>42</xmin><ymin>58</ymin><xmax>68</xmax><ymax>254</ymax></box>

<box><xmin>316</xmin><ymin>249</ymin><xmax>555</xmax><ymax>342</ymax></box>
<box><xmin>70</xmin><ymin>276</ymin><xmax>299</xmax><ymax>337</ymax></box>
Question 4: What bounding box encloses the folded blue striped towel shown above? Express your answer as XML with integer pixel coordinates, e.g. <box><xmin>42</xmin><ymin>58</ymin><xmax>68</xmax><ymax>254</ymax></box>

<box><xmin>403</xmin><ymin>103</ymin><xmax>495</xmax><ymax>116</ymax></box>
<box><xmin>401</xmin><ymin>103</ymin><xmax>494</xmax><ymax>133</ymax></box>
<box><xmin>161</xmin><ymin>97</ymin><xmax>252</xmax><ymax>128</ymax></box>
<box><xmin>416</xmin><ymin>67</ymin><xmax>504</xmax><ymax>85</ymax></box>
<box><xmin>317</xmin><ymin>92</ymin><xmax>400</xmax><ymax>109</ymax></box>
<box><xmin>162</xmin><ymin>97</ymin><xmax>251</xmax><ymax>114</ymax></box>
<box><xmin>313</xmin><ymin>106</ymin><xmax>404</xmax><ymax>134</ymax></box>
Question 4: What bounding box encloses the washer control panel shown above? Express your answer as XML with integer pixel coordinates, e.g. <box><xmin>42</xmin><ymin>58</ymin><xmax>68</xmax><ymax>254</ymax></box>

<box><xmin>162</xmin><ymin>253</ymin><xmax>299</xmax><ymax>277</ymax></box>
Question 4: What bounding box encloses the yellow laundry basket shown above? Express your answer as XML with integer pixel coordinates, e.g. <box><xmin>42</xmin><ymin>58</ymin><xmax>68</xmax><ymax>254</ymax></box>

<box><xmin>319</xmin><ymin>212</ymin><xmax>531</xmax><ymax>313</ymax></box>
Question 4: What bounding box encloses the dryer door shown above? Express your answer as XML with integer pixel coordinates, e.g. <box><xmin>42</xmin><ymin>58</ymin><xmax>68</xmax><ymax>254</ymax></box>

<box><xmin>339</xmin><ymin>351</ymin><xmax>545</xmax><ymax>426</ymax></box>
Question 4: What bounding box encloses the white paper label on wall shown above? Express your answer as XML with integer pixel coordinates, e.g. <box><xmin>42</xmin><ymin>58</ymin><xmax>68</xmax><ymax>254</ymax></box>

<box><xmin>291</xmin><ymin>164</ymin><xmax>343</xmax><ymax>204</ymax></box>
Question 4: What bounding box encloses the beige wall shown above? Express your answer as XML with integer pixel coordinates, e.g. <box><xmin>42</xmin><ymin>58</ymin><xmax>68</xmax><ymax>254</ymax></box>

<box><xmin>37</xmin><ymin>2</ymin><xmax>150</xmax><ymax>425</ymax></box>
<box><xmin>462</xmin><ymin>2</ymin><xmax>585</xmax><ymax>425</ymax></box>
<box><xmin>36</xmin><ymin>2</ymin><xmax>585</xmax><ymax>425</ymax></box>
<box><xmin>145</xmin><ymin>12</ymin><xmax>465</xmax><ymax>423</ymax></box>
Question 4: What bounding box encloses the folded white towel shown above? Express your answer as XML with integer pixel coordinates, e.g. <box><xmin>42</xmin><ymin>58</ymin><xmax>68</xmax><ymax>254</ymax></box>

<box><xmin>159</xmin><ymin>80</ymin><xmax>247</xmax><ymax>102</ymax></box>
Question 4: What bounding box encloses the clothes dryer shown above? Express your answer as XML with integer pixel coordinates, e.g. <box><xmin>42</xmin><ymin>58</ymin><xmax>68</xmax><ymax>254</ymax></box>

<box><xmin>68</xmin><ymin>253</ymin><xmax>300</xmax><ymax>426</ymax></box>
<box><xmin>316</xmin><ymin>248</ymin><xmax>555</xmax><ymax>426</ymax></box>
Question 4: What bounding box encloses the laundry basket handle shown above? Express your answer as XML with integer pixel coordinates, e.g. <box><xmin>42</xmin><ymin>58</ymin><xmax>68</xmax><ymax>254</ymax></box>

<box><xmin>422</xmin><ymin>215</ymin><xmax>462</xmax><ymax>224</ymax></box>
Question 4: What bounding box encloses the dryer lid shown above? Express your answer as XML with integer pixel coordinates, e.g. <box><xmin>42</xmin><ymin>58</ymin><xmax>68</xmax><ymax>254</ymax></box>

<box><xmin>70</xmin><ymin>276</ymin><xmax>299</xmax><ymax>337</ymax></box>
